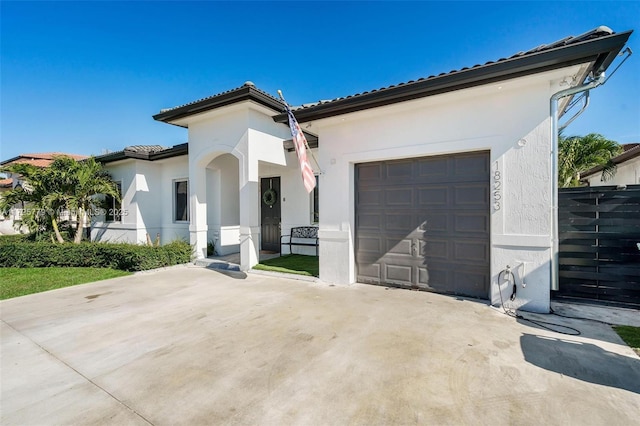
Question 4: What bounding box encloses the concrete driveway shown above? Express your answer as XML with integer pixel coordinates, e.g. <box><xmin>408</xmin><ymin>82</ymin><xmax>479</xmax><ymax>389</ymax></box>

<box><xmin>1</xmin><ymin>266</ymin><xmax>639</xmax><ymax>425</ymax></box>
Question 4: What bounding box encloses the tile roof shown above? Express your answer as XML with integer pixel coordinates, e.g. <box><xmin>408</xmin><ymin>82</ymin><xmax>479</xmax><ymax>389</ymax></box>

<box><xmin>291</xmin><ymin>26</ymin><xmax>618</xmax><ymax>112</ymax></box>
<box><xmin>95</xmin><ymin>143</ymin><xmax>188</xmax><ymax>164</ymax></box>
<box><xmin>124</xmin><ymin>145</ymin><xmax>168</xmax><ymax>153</ymax></box>
<box><xmin>272</xmin><ymin>26</ymin><xmax>632</xmax><ymax>123</ymax></box>
<box><xmin>1</xmin><ymin>152</ymin><xmax>89</xmax><ymax>167</ymax></box>
<box><xmin>153</xmin><ymin>82</ymin><xmax>285</xmax><ymax>125</ymax></box>
<box><xmin>0</xmin><ymin>178</ymin><xmax>13</xmax><ymax>188</ymax></box>
<box><xmin>18</xmin><ymin>152</ymin><xmax>89</xmax><ymax>161</ymax></box>
<box><xmin>160</xmin><ymin>81</ymin><xmax>283</xmax><ymax>115</ymax></box>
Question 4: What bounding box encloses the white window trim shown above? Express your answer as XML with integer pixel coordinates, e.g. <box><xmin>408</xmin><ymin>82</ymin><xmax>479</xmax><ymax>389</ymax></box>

<box><xmin>310</xmin><ymin>175</ymin><xmax>319</xmax><ymax>224</ymax></box>
<box><xmin>173</xmin><ymin>179</ymin><xmax>190</xmax><ymax>223</ymax></box>
<box><xmin>105</xmin><ymin>181</ymin><xmax>122</xmax><ymax>223</ymax></box>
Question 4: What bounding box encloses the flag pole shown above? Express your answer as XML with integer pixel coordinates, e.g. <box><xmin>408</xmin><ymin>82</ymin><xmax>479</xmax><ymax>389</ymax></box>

<box><xmin>278</xmin><ymin>90</ymin><xmax>323</xmax><ymax>175</ymax></box>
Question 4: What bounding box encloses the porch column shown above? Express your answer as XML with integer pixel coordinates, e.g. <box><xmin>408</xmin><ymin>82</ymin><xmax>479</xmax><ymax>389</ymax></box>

<box><xmin>239</xmin><ymin>156</ymin><xmax>260</xmax><ymax>270</ymax></box>
<box><xmin>189</xmin><ymin>165</ymin><xmax>208</xmax><ymax>259</ymax></box>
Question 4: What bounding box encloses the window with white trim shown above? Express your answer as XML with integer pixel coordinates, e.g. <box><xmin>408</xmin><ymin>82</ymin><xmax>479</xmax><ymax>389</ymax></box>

<box><xmin>311</xmin><ymin>175</ymin><xmax>319</xmax><ymax>223</ymax></box>
<box><xmin>174</xmin><ymin>180</ymin><xmax>189</xmax><ymax>222</ymax></box>
<box><xmin>105</xmin><ymin>182</ymin><xmax>122</xmax><ymax>222</ymax></box>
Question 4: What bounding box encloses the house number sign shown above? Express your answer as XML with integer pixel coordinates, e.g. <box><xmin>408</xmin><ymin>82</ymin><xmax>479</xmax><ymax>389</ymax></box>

<box><xmin>493</xmin><ymin>161</ymin><xmax>502</xmax><ymax>211</ymax></box>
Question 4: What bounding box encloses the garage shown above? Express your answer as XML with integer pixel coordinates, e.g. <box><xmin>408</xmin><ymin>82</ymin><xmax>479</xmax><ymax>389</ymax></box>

<box><xmin>355</xmin><ymin>151</ymin><xmax>490</xmax><ymax>298</ymax></box>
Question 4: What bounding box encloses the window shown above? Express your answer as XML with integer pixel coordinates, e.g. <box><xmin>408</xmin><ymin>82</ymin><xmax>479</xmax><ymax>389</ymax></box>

<box><xmin>105</xmin><ymin>182</ymin><xmax>122</xmax><ymax>222</ymax></box>
<box><xmin>174</xmin><ymin>180</ymin><xmax>189</xmax><ymax>222</ymax></box>
<box><xmin>311</xmin><ymin>175</ymin><xmax>319</xmax><ymax>223</ymax></box>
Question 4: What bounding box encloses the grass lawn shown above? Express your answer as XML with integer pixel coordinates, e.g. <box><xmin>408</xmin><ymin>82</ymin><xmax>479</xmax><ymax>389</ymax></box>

<box><xmin>0</xmin><ymin>267</ymin><xmax>132</xmax><ymax>300</ymax></box>
<box><xmin>253</xmin><ymin>254</ymin><xmax>319</xmax><ymax>277</ymax></box>
<box><xmin>613</xmin><ymin>325</ymin><xmax>640</xmax><ymax>356</ymax></box>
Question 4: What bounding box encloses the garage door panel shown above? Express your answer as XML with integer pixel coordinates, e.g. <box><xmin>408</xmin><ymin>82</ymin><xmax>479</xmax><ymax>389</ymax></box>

<box><xmin>418</xmin><ymin>157</ymin><xmax>448</xmax><ymax>177</ymax></box>
<box><xmin>453</xmin><ymin>240</ymin><xmax>489</xmax><ymax>263</ymax></box>
<box><xmin>455</xmin><ymin>184</ymin><xmax>489</xmax><ymax>206</ymax></box>
<box><xmin>386</xmin><ymin>188</ymin><xmax>414</xmax><ymax>206</ymax></box>
<box><xmin>385</xmin><ymin>264</ymin><xmax>413</xmax><ymax>285</ymax></box>
<box><xmin>387</xmin><ymin>238</ymin><xmax>413</xmax><ymax>255</ymax></box>
<box><xmin>422</xmin><ymin>239</ymin><xmax>449</xmax><ymax>260</ymax></box>
<box><xmin>358</xmin><ymin>263</ymin><xmax>381</xmax><ymax>283</ymax></box>
<box><xmin>356</xmin><ymin>151</ymin><xmax>489</xmax><ymax>298</ymax></box>
<box><xmin>418</xmin><ymin>187</ymin><xmax>449</xmax><ymax>206</ymax></box>
<box><xmin>357</xmin><ymin>236</ymin><xmax>382</xmax><ymax>253</ymax></box>
<box><xmin>423</xmin><ymin>214</ymin><xmax>449</xmax><ymax>232</ymax></box>
<box><xmin>453</xmin><ymin>270</ymin><xmax>489</xmax><ymax>299</ymax></box>
<box><xmin>357</xmin><ymin>213</ymin><xmax>381</xmax><ymax>230</ymax></box>
<box><xmin>358</xmin><ymin>189</ymin><xmax>382</xmax><ymax>206</ymax></box>
<box><xmin>453</xmin><ymin>213</ymin><xmax>489</xmax><ymax>233</ymax></box>
<box><xmin>386</xmin><ymin>213</ymin><xmax>414</xmax><ymax>231</ymax></box>
<box><xmin>386</xmin><ymin>161</ymin><xmax>413</xmax><ymax>178</ymax></box>
<box><xmin>358</xmin><ymin>164</ymin><xmax>383</xmax><ymax>181</ymax></box>
<box><xmin>420</xmin><ymin>266</ymin><xmax>449</xmax><ymax>291</ymax></box>
<box><xmin>454</xmin><ymin>154</ymin><xmax>489</xmax><ymax>176</ymax></box>
<box><xmin>417</xmin><ymin>267</ymin><xmax>430</xmax><ymax>286</ymax></box>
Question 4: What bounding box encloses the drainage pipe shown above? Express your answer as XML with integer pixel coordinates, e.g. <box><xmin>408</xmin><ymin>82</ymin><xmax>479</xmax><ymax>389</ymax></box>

<box><xmin>550</xmin><ymin>72</ymin><xmax>606</xmax><ymax>291</ymax></box>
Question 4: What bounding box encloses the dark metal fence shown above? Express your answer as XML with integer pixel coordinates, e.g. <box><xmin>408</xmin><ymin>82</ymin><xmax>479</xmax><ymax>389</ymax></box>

<box><xmin>555</xmin><ymin>185</ymin><xmax>640</xmax><ymax>308</ymax></box>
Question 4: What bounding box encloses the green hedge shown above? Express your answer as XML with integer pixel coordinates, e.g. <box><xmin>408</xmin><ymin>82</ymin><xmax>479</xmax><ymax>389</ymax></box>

<box><xmin>0</xmin><ymin>239</ymin><xmax>193</xmax><ymax>271</ymax></box>
<box><xmin>0</xmin><ymin>233</ymin><xmax>31</xmax><ymax>243</ymax></box>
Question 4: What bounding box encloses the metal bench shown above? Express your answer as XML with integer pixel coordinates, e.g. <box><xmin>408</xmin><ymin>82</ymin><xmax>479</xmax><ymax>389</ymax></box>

<box><xmin>280</xmin><ymin>226</ymin><xmax>319</xmax><ymax>256</ymax></box>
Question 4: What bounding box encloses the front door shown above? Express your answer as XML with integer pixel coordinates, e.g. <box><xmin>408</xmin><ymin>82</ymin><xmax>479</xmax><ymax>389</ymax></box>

<box><xmin>261</xmin><ymin>177</ymin><xmax>281</xmax><ymax>253</ymax></box>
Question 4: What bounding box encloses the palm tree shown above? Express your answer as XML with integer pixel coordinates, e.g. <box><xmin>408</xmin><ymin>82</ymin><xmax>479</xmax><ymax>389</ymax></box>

<box><xmin>0</xmin><ymin>162</ymin><xmax>68</xmax><ymax>242</ymax></box>
<box><xmin>0</xmin><ymin>156</ymin><xmax>120</xmax><ymax>243</ymax></box>
<box><xmin>558</xmin><ymin>133</ymin><xmax>622</xmax><ymax>187</ymax></box>
<box><xmin>65</xmin><ymin>157</ymin><xmax>120</xmax><ymax>243</ymax></box>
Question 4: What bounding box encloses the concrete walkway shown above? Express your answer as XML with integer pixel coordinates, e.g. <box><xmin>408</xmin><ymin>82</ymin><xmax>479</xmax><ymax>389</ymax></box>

<box><xmin>1</xmin><ymin>266</ymin><xmax>639</xmax><ymax>425</ymax></box>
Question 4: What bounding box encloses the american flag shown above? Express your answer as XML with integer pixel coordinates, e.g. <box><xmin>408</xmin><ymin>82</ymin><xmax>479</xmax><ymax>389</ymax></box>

<box><xmin>285</xmin><ymin>104</ymin><xmax>316</xmax><ymax>193</ymax></box>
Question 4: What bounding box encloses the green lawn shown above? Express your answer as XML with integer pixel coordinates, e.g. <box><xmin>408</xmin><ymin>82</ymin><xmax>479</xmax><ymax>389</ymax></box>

<box><xmin>253</xmin><ymin>254</ymin><xmax>319</xmax><ymax>277</ymax></box>
<box><xmin>613</xmin><ymin>325</ymin><xmax>640</xmax><ymax>356</ymax></box>
<box><xmin>0</xmin><ymin>267</ymin><xmax>132</xmax><ymax>300</ymax></box>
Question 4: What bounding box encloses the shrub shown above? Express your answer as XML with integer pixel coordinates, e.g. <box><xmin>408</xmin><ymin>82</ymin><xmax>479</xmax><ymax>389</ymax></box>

<box><xmin>0</xmin><ymin>239</ymin><xmax>193</xmax><ymax>271</ymax></box>
<box><xmin>0</xmin><ymin>233</ymin><xmax>30</xmax><ymax>243</ymax></box>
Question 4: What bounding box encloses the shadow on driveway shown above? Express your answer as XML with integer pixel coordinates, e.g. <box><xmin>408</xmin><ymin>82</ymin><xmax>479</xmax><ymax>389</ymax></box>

<box><xmin>520</xmin><ymin>333</ymin><xmax>640</xmax><ymax>394</ymax></box>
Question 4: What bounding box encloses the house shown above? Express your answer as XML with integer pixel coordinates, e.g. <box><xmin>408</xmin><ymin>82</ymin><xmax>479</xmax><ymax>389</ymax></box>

<box><xmin>581</xmin><ymin>143</ymin><xmax>640</xmax><ymax>186</ymax></box>
<box><xmin>93</xmin><ymin>26</ymin><xmax>632</xmax><ymax>313</ymax></box>
<box><xmin>0</xmin><ymin>152</ymin><xmax>89</xmax><ymax>234</ymax></box>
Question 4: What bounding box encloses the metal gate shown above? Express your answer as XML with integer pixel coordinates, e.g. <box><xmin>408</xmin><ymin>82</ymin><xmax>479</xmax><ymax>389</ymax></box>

<box><xmin>556</xmin><ymin>185</ymin><xmax>640</xmax><ymax>308</ymax></box>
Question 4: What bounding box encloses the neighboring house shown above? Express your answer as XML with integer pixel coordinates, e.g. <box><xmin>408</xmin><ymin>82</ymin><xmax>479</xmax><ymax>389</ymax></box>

<box><xmin>94</xmin><ymin>26</ymin><xmax>632</xmax><ymax>313</ymax></box>
<box><xmin>0</xmin><ymin>152</ymin><xmax>89</xmax><ymax>234</ymax></box>
<box><xmin>581</xmin><ymin>143</ymin><xmax>640</xmax><ymax>186</ymax></box>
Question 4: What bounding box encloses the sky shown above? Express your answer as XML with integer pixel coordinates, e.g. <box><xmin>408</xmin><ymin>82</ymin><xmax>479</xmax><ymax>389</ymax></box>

<box><xmin>1</xmin><ymin>1</ymin><xmax>639</xmax><ymax>161</ymax></box>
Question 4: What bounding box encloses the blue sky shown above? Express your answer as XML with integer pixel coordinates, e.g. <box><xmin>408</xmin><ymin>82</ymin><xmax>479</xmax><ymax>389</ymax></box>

<box><xmin>1</xmin><ymin>1</ymin><xmax>638</xmax><ymax>161</ymax></box>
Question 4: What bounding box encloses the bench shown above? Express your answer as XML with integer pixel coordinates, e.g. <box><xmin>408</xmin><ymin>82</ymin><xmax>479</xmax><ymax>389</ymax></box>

<box><xmin>281</xmin><ymin>226</ymin><xmax>319</xmax><ymax>256</ymax></box>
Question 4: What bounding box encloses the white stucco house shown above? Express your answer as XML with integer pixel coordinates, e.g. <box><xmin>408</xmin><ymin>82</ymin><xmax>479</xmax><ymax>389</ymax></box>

<box><xmin>92</xmin><ymin>26</ymin><xmax>632</xmax><ymax>313</ymax></box>
<box><xmin>581</xmin><ymin>143</ymin><xmax>640</xmax><ymax>186</ymax></box>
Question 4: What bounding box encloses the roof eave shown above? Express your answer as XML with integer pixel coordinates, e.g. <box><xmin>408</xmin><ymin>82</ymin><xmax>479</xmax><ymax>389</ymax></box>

<box><xmin>273</xmin><ymin>31</ymin><xmax>632</xmax><ymax>124</ymax></box>
<box><xmin>95</xmin><ymin>144</ymin><xmax>189</xmax><ymax>164</ymax></box>
<box><xmin>153</xmin><ymin>86</ymin><xmax>284</xmax><ymax>124</ymax></box>
<box><xmin>581</xmin><ymin>146</ymin><xmax>640</xmax><ymax>179</ymax></box>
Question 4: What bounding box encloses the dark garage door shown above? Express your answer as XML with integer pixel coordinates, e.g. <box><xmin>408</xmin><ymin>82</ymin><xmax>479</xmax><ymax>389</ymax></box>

<box><xmin>355</xmin><ymin>151</ymin><xmax>490</xmax><ymax>299</ymax></box>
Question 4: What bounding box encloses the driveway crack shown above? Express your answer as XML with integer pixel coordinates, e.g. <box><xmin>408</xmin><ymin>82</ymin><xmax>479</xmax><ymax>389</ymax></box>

<box><xmin>2</xmin><ymin>320</ymin><xmax>155</xmax><ymax>426</ymax></box>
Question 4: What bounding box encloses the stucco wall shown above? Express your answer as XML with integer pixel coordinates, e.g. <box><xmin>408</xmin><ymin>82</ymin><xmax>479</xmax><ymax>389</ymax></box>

<box><xmin>92</xmin><ymin>156</ymin><xmax>190</xmax><ymax>245</ymax></box>
<box><xmin>91</xmin><ymin>160</ymin><xmax>139</xmax><ymax>243</ymax></box>
<box><xmin>158</xmin><ymin>156</ymin><xmax>190</xmax><ymax>243</ymax></box>
<box><xmin>207</xmin><ymin>153</ymin><xmax>240</xmax><ymax>255</ymax></box>
<box><xmin>312</xmin><ymin>68</ymin><xmax>582</xmax><ymax>313</ymax></box>
<box><xmin>185</xmin><ymin>102</ymin><xmax>292</xmax><ymax>263</ymax></box>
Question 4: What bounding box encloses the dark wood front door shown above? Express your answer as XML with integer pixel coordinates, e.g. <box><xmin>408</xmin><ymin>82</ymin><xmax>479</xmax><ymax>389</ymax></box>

<box><xmin>261</xmin><ymin>177</ymin><xmax>281</xmax><ymax>253</ymax></box>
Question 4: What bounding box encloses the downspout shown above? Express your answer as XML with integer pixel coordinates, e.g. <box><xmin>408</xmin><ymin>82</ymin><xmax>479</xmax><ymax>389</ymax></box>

<box><xmin>550</xmin><ymin>72</ymin><xmax>606</xmax><ymax>291</ymax></box>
